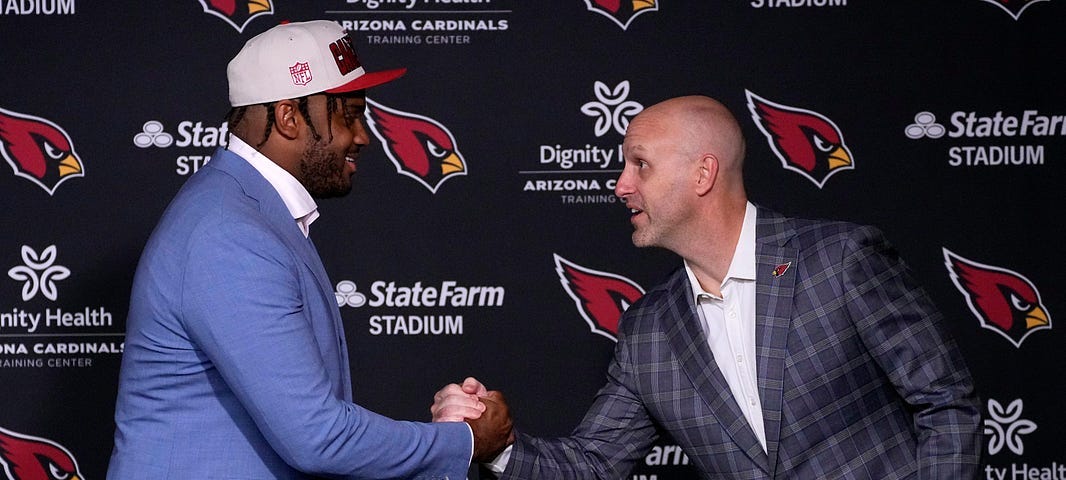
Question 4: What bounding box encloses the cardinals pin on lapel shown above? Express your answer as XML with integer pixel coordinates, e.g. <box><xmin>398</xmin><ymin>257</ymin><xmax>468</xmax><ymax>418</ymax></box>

<box><xmin>771</xmin><ymin>262</ymin><xmax>792</xmax><ymax>277</ymax></box>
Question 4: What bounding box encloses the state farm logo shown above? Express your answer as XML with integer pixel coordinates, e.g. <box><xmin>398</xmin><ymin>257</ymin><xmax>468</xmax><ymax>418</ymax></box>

<box><xmin>904</xmin><ymin>112</ymin><xmax>945</xmax><ymax>140</ymax></box>
<box><xmin>554</xmin><ymin>254</ymin><xmax>644</xmax><ymax>341</ymax></box>
<box><xmin>334</xmin><ymin>279</ymin><xmax>505</xmax><ymax>336</ymax></box>
<box><xmin>905</xmin><ymin>109</ymin><xmax>1057</xmax><ymax>167</ymax></box>
<box><xmin>583</xmin><ymin>0</ymin><xmax>659</xmax><ymax>30</ymax></box>
<box><xmin>0</xmin><ymin>107</ymin><xmax>84</xmax><ymax>195</ymax></box>
<box><xmin>978</xmin><ymin>0</ymin><xmax>1049</xmax><ymax>19</ymax></box>
<box><xmin>132</xmin><ymin>119</ymin><xmax>229</xmax><ymax>175</ymax></box>
<box><xmin>365</xmin><ymin>99</ymin><xmax>467</xmax><ymax>193</ymax></box>
<box><xmin>133</xmin><ymin>121</ymin><xmax>175</xmax><ymax>148</ymax></box>
<box><xmin>7</xmin><ymin>245</ymin><xmax>68</xmax><ymax>302</ymax></box>
<box><xmin>984</xmin><ymin>399</ymin><xmax>1037</xmax><ymax>455</ymax></box>
<box><xmin>523</xmin><ymin>81</ymin><xmax>642</xmax><ymax>205</ymax></box>
<box><xmin>943</xmin><ymin>248</ymin><xmax>1051</xmax><ymax>348</ymax></box>
<box><xmin>198</xmin><ymin>0</ymin><xmax>274</xmax><ymax>32</ymax></box>
<box><xmin>334</xmin><ymin>280</ymin><xmax>368</xmax><ymax>307</ymax></box>
<box><xmin>0</xmin><ymin>426</ymin><xmax>84</xmax><ymax>480</ymax></box>
<box><xmin>746</xmin><ymin>90</ymin><xmax>854</xmax><ymax>189</ymax></box>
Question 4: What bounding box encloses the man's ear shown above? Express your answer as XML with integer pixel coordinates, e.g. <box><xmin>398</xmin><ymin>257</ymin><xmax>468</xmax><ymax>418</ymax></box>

<box><xmin>272</xmin><ymin>99</ymin><xmax>301</xmax><ymax>140</ymax></box>
<box><xmin>695</xmin><ymin>153</ymin><xmax>718</xmax><ymax>196</ymax></box>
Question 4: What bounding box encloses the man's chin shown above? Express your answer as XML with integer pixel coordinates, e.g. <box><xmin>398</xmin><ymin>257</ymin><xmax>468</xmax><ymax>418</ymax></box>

<box><xmin>310</xmin><ymin>184</ymin><xmax>353</xmax><ymax>199</ymax></box>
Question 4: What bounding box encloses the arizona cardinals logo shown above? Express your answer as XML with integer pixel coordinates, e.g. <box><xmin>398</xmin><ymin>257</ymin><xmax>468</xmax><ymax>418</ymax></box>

<box><xmin>978</xmin><ymin>0</ymin><xmax>1049</xmax><ymax>19</ymax></box>
<box><xmin>583</xmin><ymin>0</ymin><xmax>659</xmax><ymax>30</ymax></box>
<box><xmin>554</xmin><ymin>254</ymin><xmax>644</xmax><ymax>341</ymax></box>
<box><xmin>198</xmin><ymin>0</ymin><xmax>273</xmax><ymax>32</ymax></box>
<box><xmin>0</xmin><ymin>427</ymin><xmax>83</xmax><ymax>480</ymax></box>
<box><xmin>0</xmin><ymin>107</ymin><xmax>84</xmax><ymax>195</ymax></box>
<box><xmin>944</xmin><ymin>248</ymin><xmax>1051</xmax><ymax>348</ymax></box>
<box><xmin>365</xmin><ymin>99</ymin><xmax>467</xmax><ymax>193</ymax></box>
<box><xmin>746</xmin><ymin>90</ymin><xmax>853</xmax><ymax>189</ymax></box>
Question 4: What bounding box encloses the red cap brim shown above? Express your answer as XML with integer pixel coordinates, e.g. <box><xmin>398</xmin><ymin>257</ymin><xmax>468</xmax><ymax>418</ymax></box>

<box><xmin>325</xmin><ymin>67</ymin><xmax>407</xmax><ymax>94</ymax></box>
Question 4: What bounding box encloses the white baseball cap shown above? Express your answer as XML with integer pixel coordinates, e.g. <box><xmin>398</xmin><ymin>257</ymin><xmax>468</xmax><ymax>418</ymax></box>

<box><xmin>227</xmin><ymin>20</ymin><xmax>406</xmax><ymax>107</ymax></box>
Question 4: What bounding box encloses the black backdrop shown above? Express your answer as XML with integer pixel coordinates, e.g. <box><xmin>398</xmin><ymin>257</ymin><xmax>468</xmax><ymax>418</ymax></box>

<box><xmin>1</xmin><ymin>1</ymin><xmax>1063</xmax><ymax>478</ymax></box>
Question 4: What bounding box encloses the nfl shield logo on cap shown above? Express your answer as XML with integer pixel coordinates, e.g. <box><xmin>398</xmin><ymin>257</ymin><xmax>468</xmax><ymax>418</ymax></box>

<box><xmin>289</xmin><ymin>62</ymin><xmax>312</xmax><ymax>87</ymax></box>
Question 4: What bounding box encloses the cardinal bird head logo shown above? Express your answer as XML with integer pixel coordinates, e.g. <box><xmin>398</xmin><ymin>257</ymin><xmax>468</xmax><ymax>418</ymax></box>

<box><xmin>583</xmin><ymin>0</ymin><xmax>659</xmax><ymax>30</ymax></box>
<box><xmin>943</xmin><ymin>248</ymin><xmax>1051</xmax><ymax>348</ymax></box>
<box><xmin>0</xmin><ymin>427</ymin><xmax>83</xmax><ymax>480</ymax></box>
<box><xmin>198</xmin><ymin>0</ymin><xmax>274</xmax><ymax>32</ymax></box>
<box><xmin>0</xmin><ymin>107</ymin><xmax>84</xmax><ymax>196</ymax></box>
<box><xmin>978</xmin><ymin>0</ymin><xmax>1049</xmax><ymax>19</ymax></box>
<box><xmin>365</xmin><ymin>99</ymin><xmax>467</xmax><ymax>193</ymax></box>
<box><xmin>746</xmin><ymin>90</ymin><xmax>854</xmax><ymax>189</ymax></box>
<box><xmin>554</xmin><ymin>254</ymin><xmax>645</xmax><ymax>341</ymax></box>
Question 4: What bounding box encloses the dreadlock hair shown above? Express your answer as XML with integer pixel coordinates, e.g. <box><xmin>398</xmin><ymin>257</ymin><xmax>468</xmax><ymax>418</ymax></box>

<box><xmin>224</xmin><ymin>94</ymin><xmax>352</xmax><ymax>149</ymax></box>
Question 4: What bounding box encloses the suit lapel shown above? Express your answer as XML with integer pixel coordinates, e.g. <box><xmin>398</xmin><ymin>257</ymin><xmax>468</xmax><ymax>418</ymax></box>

<box><xmin>208</xmin><ymin>150</ymin><xmax>336</xmax><ymax>303</ymax></box>
<box><xmin>661</xmin><ymin>272</ymin><xmax>770</xmax><ymax>474</ymax></box>
<box><xmin>207</xmin><ymin>149</ymin><xmax>351</xmax><ymax>397</ymax></box>
<box><xmin>753</xmin><ymin>207</ymin><xmax>797</xmax><ymax>477</ymax></box>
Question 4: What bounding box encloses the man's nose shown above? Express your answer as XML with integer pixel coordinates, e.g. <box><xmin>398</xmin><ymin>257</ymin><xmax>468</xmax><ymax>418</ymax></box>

<box><xmin>352</xmin><ymin>117</ymin><xmax>371</xmax><ymax>146</ymax></box>
<box><xmin>614</xmin><ymin>168</ymin><xmax>634</xmax><ymax>199</ymax></box>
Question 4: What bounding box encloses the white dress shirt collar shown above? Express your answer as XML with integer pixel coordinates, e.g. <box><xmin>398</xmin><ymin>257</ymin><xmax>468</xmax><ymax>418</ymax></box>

<box><xmin>684</xmin><ymin>201</ymin><xmax>757</xmax><ymax>300</ymax></box>
<box><xmin>227</xmin><ymin>134</ymin><xmax>320</xmax><ymax>237</ymax></box>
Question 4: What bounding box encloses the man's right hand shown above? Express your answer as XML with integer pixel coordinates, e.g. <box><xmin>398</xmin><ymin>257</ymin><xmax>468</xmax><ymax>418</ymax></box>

<box><xmin>466</xmin><ymin>390</ymin><xmax>514</xmax><ymax>463</ymax></box>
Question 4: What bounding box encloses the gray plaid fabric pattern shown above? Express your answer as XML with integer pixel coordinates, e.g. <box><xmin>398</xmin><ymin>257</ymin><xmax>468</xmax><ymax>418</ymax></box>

<box><xmin>502</xmin><ymin>207</ymin><xmax>981</xmax><ymax>479</ymax></box>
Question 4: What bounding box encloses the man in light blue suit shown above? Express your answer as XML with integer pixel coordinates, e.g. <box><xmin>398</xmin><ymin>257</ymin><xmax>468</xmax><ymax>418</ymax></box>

<box><xmin>108</xmin><ymin>20</ymin><xmax>511</xmax><ymax>479</ymax></box>
<box><xmin>434</xmin><ymin>96</ymin><xmax>982</xmax><ymax>479</ymax></box>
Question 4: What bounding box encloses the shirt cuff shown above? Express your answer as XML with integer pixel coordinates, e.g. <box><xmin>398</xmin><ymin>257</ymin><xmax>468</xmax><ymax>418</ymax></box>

<box><xmin>484</xmin><ymin>444</ymin><xmax>513</xmax><ymax>475</ymax></box>
<box><xmin>466</xmin><ymin>423</ymin><xmax>475</xmax><ymax>466</ymax></box>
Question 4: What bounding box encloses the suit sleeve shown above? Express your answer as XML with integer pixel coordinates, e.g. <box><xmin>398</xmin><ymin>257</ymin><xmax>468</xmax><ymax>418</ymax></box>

<box><xmin>841</xmin><ymin>225</ymin><xmax>982</xmax><ymax>478</ymax></box>
<box><xmin>502</xmin><ymin>309</ymin><xmax>658</xmax><ymax>479</ymax></box>
<box><xmin>179</xmin><ymin>219</ymin><xmax>471</xmax><ymax>479</ymax></box>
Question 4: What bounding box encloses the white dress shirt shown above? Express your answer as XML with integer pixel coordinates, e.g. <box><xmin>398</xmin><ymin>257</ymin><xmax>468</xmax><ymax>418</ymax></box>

<box><xmin>683</xmin><ymin>201</ymin><xmax>766</xmax><ymax>452</ymax></box>
<box><xmin>226</xmin><ymin>134</ymin><xmax>319</xmax><ymax>237</ymax></box>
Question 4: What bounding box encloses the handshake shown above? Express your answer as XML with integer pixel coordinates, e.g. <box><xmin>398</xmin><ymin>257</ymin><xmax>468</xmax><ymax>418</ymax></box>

<box><xmin>431</xmin><ymin>377</ymin><xmax>514</xmax><ymax>463</ymax></box>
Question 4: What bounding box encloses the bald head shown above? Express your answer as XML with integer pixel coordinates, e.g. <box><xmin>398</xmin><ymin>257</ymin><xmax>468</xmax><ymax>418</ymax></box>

<box><xmin>640</xmin><ymin>95</ymin><xmax>745</xmax><ymax>176</ymax></box>
<box><xmin>623</xmin><ymin>95</ymin><xmax>747</xmax><ymax>205</ymax></box>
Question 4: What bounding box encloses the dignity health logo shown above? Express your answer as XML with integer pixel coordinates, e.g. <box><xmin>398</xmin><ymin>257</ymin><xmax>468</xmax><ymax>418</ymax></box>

<box><xmin>522</xmin><ymin>81</ymin><xmax>643</xmax><ymax>204</ymax></box>
<box><xmin>7</xmin><ymin>245</ymin><xmax>69</xmax><ymax>302</ymax></box>
<box><xmin>978</xmin><ymin>0</ymin><xmax>1050</xmax><ymax>19</ymax></box>
<box><xmin>984</xmin><ymin>399</ymin><xmax>1036</xmax><ymax>456</ymax></box>
<box><xmin>982</xmin><ymin>399</ymin><xmax>1064</xmax><ymax>480</ymax></box>
<box><xmin>581</xmin><ymin>81</ymin><xmax>643</xmax><ymax>138</ymax></box>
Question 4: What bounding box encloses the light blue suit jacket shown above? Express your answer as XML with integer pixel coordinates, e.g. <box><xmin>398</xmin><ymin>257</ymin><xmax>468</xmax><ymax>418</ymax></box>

<box><xmin>108</xmin><ymin>147</ymin><xmax>471</xmax><ymax>479</ymax></box>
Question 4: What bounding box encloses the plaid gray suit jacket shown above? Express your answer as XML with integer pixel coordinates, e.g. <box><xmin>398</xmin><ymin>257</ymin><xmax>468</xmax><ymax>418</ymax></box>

<box><xmin>502</xmin><ymin>207</ymin><xmax>981</xmax><ymax>479</ymax></box>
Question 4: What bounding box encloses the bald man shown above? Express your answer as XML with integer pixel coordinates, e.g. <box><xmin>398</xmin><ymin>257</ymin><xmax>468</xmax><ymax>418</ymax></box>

<box><xmin>434</xmin><ymin>96</ymin><xmax>982</xmax><ymax>479</ymax></box>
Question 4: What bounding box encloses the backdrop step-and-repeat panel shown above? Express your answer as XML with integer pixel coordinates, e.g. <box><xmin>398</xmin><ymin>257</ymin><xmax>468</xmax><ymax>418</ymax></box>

<box><xmin>1</xmin><ymin>1</ymin><xmax>1063</xmax><ymax>479</ymax></box>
